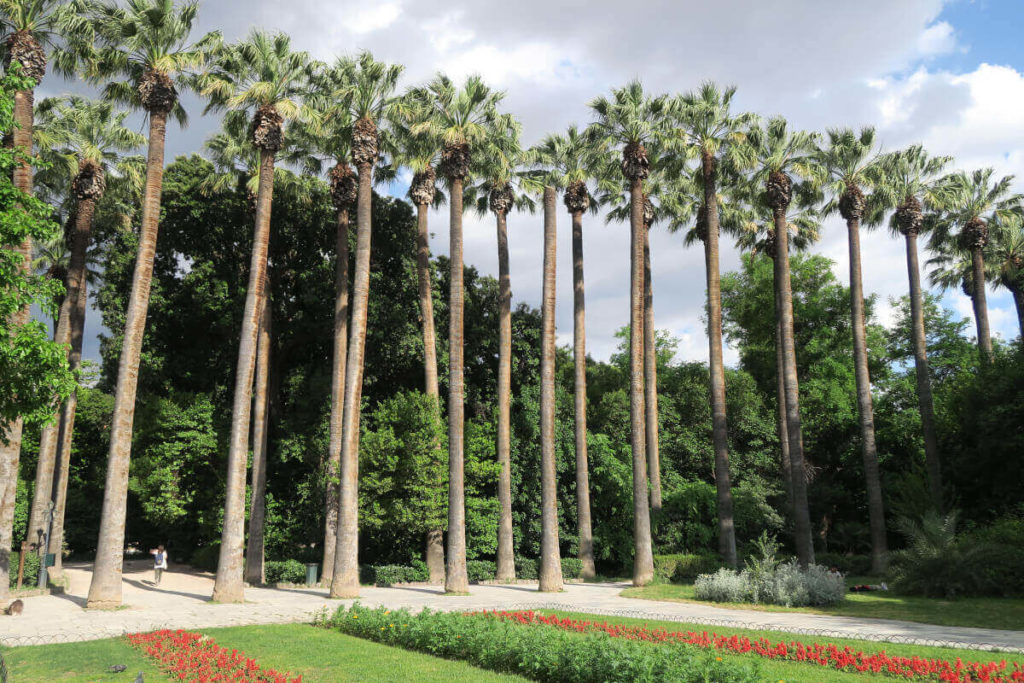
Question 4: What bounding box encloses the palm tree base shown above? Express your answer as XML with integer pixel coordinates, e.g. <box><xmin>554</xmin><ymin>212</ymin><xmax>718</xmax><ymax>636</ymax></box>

<box><xmin>210</xmin><ymin>585</ymin><xmax>244</xmax><ymax>604</ymax></box>
<box><xmin>329</xmin><ymin>582</ymin><xmax>360</xmax><ymax>599</ymax></box>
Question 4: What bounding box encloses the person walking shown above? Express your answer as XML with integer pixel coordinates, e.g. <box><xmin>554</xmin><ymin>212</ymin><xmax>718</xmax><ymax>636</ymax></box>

<box><xmin>150</xmin><ymin>546</ymin><xmax>169</xmax><ymax>586</ymax></box>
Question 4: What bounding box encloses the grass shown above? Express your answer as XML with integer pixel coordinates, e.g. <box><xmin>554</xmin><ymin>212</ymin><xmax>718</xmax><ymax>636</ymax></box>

<box><xmin>3</xmin><ymin>623</ymin><xmax>527</xmax><ymax>682</ymax></box>
<box><xmin>544</xmin><ymin>609</ymin><xmax>1022</xmax><ymax>683</ymax></box>
<box><xmin>620</xmin><ymin>576</ymin><xmax>1024</xmax><ymax>631</ymax></box>
<box><xmin>3</xmin><ymin>636</ymin><xmax>171</xmax><ymax>682</ymax></box>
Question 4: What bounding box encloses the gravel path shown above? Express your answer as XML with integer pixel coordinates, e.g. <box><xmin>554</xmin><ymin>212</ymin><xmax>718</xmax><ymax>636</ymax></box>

<box><xmin>1</xmin><ymin>561</ymin><xmax>1021</xmax><ymax>653</ymax></box>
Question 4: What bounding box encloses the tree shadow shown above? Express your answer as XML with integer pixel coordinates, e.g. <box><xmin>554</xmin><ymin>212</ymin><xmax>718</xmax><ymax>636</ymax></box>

<box><xmin>123</xmin><ymin>578</ymin><xmax>210</xmax><ymax>602</ymax></box>
<box><xmin>51</xmin><ymin>591</ymin><xmax>88</xmax><ymax>608</ymax></box>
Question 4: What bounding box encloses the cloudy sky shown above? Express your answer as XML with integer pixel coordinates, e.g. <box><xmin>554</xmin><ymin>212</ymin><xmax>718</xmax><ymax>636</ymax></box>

<box><xmin>43</xmin><ymin>0</ymin><xmax>1024</xmax><ymax>365</ymax></box>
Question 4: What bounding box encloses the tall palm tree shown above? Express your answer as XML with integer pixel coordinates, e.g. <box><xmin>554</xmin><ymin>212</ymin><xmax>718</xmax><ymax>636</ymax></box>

<box><xmin>989</xmin><ymin>214</ymin><xmax>1024</xmax><ymax>337</ymax></box>
<box><xmin>738</xmin><ymin>117</ymin><xmax>817</xmax><ymax>565</ymax></box>
<box><xmin>670</xmin><ymin>82</ymin><xmax>753</xmax><ymax>568</ymax></box>
<box><xmin>391</xmin><ymin>104</ymin><xmax>448</xmax><ymax>583</ymax></box>
<box><xmin>813</xmin><ymin>127</ymin><xmax>888</xmax><ymax>573</ymax></box>
<box><xmin>411</xmin><ymin>73</ymin><xmax>502</xmax><ymax>594</ymax></box>
<box><xmin>930</xmin><ymin>168</ymin><xmax>1022</xmax><ymax>362</ymax></box>
<box><xmin>291</xmin><ymin>63</ymin><xmax>360</xmax><ymax>586</ymax></box>
<box><xmin>200</xmin><ymin>29</ymin><xmax>310</xmax><ymax>603</ymax></box>
<box><xmin>25</xmin><ymin>96</ymin><xmax>143</xmax><ymax>557</ymax></box>
<box><xmin>875</xmin><ymin>146</ymin><xmax>951</xmax><ymax>510</ymax></box>
<box><xmin>465</xmin><ymin>113</ymin><xmax>532</xmax><ymax>582</ymax></box>
<box><xmin>322</xmin><ymin>52</ymin><xmax>403</xmax><ymax>599</ymax></box>
<box><xmin>84</xmin><ymin>0</ymin><xmax>220</xmax><ymax>609</ymax></box>
<box><xmin>528</xmin><ymin>125</ymin><xmax>598</xmax><ymax>579</ymax></box>
<box><xmin>588</xmin><ymin>81</ymin><xmax>665</xmax><ymax>586</ymax></box>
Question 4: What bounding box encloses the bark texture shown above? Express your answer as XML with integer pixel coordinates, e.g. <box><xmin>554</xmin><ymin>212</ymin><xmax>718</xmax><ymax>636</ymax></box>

<box><xmin>330</xmin><ymin>162</ymin><xmax>374</xmax><ymax>599</ymax></box>
<box><xmin>322</xmin><ymin>207</ymin><xmax>349</xmax><ymax>583</ymax></box>
<box><xmin>87</xmin><ymin>111</ymin><xmax>169</xmax><ymax>608</ymax></box>
<box><xmin>494</xmin><ymin>206</ymin><xmax>515</xmax><ymax>581</ymax></box>
<box><xmin>571</xmin><ymin>209</ymin><xmax>596</xmax><ymax>580</ymax></box>
<box><xmin>538</xmin><ymin>186</ymin><xmax>563</xmax><ymax>592</ymax></box>
<box><xmin>445</xmin><ymin>174</ymin><xmax>469</xmax><ymax>594</ymax></box>
<box><xmin>702</xmin><ymin>153</ymin><xmax>737</xmax><ymax>568</ymax></box>
<box><xmin>212</xmin><ymin>148</ymin><xmax>277</xmax><ymax>603</ymax></box>
<box><xmin>414</xmin><ymin>199</ymin><xmax>445</xmax><ymax>584</ymax></box>
<box><xmin>643</xmin><ymin>227</ymin><xmax>661</xmax><ymax>512</ymax></box>
<box><xmin>245</xmin><ymin>294</ymin><xmax>272</xmax><ymax>585</ymax></box>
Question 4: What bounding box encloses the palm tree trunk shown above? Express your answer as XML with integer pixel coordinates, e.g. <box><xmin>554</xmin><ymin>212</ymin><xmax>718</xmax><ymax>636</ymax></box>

<box><xmin>330</xmin><ymin>164</ymin><xmax>374</xmax><ymax>599</ymax></box>
<box><xmin>87</xmin><ymin>111</ymin><xmax>169</xmax><ymax>608</ymax></box>
<box><xmin>702</xmin><ymin>154</ymin><xmax>737</xmax><ymax>568</ymax></box>
<box><xmin>629</xmin><ymin>178</ymin><xmax>654</xmax><ymax>586</ymax></box>
<box><xmin>1011</xmin><ymin>286</ymin><xmax>1024</xmax><ymax>340</ymax></box>
<box><xmin>213</xmin><ymin>149</ymin><xmax>277</xmax><ymax>603</ymax></box>
<box><xmin>445</xmin><ymin>176</ymin><xmax>469</xmax><ymax>594</ymax></box>
<box><xmin>571</xmin><ymin>210</ymin><xmax>595</xmax><ymax>580</ymax></box>
<box><xmin>774</xmin><ymin>209</ymin><xmax>814</xmax><ymax>566</ymax></box>
<box><xmin>245</xmin><ymin>294</ymin><xmax>272</xmax><ymax>585</ymax></box>
<box><xmin>48</xmin><ymin>276</ymin><xmax>88</xmax><ymax>583</ymax></box>
<box><xmin>0</xmin><ymin>86</ymin><xmax>37</xmax><ymax>599</ymax></box>
<box><xmin>415</xmin><ymin>202</ymin><xmax>445</xmax><ymax>584</ymax></box>
<box><xmin>538</xmin><ymin>186</ymin><xmax>563</xmax><ymax>592</ymax></box>
<box><xmin>774</xmin><ymin>314</ymin><xmax>793</xmax><ymax>515</ymax></box>
<box><xmin>971</xmin><ymin>246</ymin><xmax>993</xmax><ymax>361</ymax></box>
<box><xmin>846</xmin><ymin>217</ymin><xmax>888</xmax><ymax>574</ymax></box>
<box><xmin>905</xmin><ymin>232</ymin><xmax>942</xmax><ymax>510</ymax></box>
<box><xmin>322</xmin><ymin>208</ymin><xmax>349</xmax><ymax>584</ymax></box>
<box><xmin>495</xmin><ymin>208</ymin><xmax>515</xmax><ymax>581</ymax></box>
<box><xmin>643</xmin><ymin>229</ymin><xmax>662</xmax><ymax>512</ymax></box>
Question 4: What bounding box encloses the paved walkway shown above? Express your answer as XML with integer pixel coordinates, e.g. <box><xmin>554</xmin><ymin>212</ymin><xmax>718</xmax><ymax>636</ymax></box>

<box><xmin>2</xmin><ymin>561</ymin><xmax>1022</xmax><ymax>653</ymax></box>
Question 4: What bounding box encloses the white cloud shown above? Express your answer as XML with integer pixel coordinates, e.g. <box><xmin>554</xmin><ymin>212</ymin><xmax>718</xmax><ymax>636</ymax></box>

<box><xmin>348</xmin><ymin>3</ymin><xmax>402</xmax><ymax>34</ymax></box>
<box><xmin>916</xmin><ymin>20</ymin><xmax>956</xmax><ymax>56</ymax></box>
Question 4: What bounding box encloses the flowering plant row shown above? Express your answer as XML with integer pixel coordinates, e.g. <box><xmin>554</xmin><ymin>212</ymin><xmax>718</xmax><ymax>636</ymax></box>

<box><xmin>126</xmin><ymin>629</ymin><xmax>301</xmax><ymax>683</ymax></box>
<box><xmin>476</xmin><ymin>610</ymin><xmax>1024</xmax><ymax>683</ymax></box>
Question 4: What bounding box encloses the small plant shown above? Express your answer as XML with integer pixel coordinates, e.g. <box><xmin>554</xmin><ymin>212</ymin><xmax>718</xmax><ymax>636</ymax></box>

<box><xmin>892</xmin><ymin>510</ymin><xmax>988</xmax><ymax>598</ymax></box>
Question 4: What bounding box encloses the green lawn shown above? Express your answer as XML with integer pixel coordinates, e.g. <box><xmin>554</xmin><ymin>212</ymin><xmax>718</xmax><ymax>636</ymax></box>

<box><xmin>2</xmin><ymin>623</ymin><xmax>526</xmax><ymax>683</ymax></box>
<box><xmin>545</xmin><ymin>609</ymin><xmax>1023</xmax><ymax>683</ymax></box>
<box><xmin>620</xmin><ymin>578</ymin><xmax>1024</xmax><ymax>631</ymax></box>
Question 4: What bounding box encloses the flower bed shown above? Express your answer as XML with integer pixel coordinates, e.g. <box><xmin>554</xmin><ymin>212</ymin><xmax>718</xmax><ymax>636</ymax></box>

<box><xmin>477</xmin><ymin>611</ymin><xmax>1024</xmax><ymax>683</ymax></box>
<box><xmin>127</xmin><ymin>629</ymin><xmax>301</xmax><ymax>683</ymax></box>
<box><xmin>321</xmin><ymin>603</ymin><xmax>759</xmax><ymax>682</ymax></box>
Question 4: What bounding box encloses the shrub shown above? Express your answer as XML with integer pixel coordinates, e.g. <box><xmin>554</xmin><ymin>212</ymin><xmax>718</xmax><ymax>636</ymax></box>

<box><xmin>8</xmin><ymin>550</ymin><xmax>40</xmax><ymax>588</ymax></box>
<box><xmin>466</xmin><ymin>560</ymin><xmax>496</xmax><ymax>582</ymax></box>
<box><xmin>365</xmin><ymin>564</ymin><xmax>428</xmax><ymax>586</ymax></box>
<box><xmin>323</xmin><ymin>604</ymin><xmax>759</xmax><ymax>683</ymax></box>
<box><xmin>514</xmin><ymin>556</ymin><xmax>538</xmax><ymax>580</ymax></box>
<box><xmin>561</xmin><ymin>557</ymin><xmax>583</xmax><ymax>579</ymax></box>
<box><xmin>961</xmin><ymin>514</ymin><xmax>1024</xmax><ymax>597</ymax></box>
<box><xmin>892</xmin><ymin>511</ymin><xmax>991</xmax><ymax>599</ymax></box>
<box><xmin>653</xmin><ymin>553</ymin><xmax>720</xmax><ymax>583</ymax></box>
<box><xmin>815</xmin><ymin>552</ymin><xmax>872</xmax><ymax>577</ymax></box>
<box><xmin>189</xmin><ymin>543</ymin><xmax>220</xmax><ymax>573</ymax></box>
<box><xmin>264</xmin><ymin>559</ymin><xmax>306</xmax><ymax>584</ymax></box>
<box><xmin>694</xmin><ymin>568</ymin><xmax>747</xmax><ymax>603</ymax></box>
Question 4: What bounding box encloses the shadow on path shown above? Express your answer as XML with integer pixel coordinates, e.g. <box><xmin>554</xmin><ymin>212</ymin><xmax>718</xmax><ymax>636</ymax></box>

<box><xmin>124</xmin><ymin>578</ymin><xmax>210</xmax><ymax>603</ymax></box>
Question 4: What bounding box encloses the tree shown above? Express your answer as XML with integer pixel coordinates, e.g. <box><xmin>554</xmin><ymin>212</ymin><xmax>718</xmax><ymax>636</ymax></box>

<box><xmin>670</xmin><ymin>82</ymin><xmax>753</xmax><ymax>568</ymax></box>
<box><xmin>411</xmin><ymin>73</ymin><xmax>502</xmax><ymax>594</ymax></box>
<box><xmin>530</xmin><ymin>125</ymin><xmax>598</xmax><ymax>579</ymax></box>
<box><xmin>323</xmin><ymin>52</ymin><xmax>403</xmax><ymax>599</ymax></box>
<box><xmin>812</xmin><ymin>127</ymin><xmax>888</xmax><ymax>573</ymax></box>
<box><xmin>931</xmin><ymin>168</ymin><xmax>1022</xmax><ymax>361</ymax></box>
<box><xmin>393</xmin><ymin>102</ymin><xmax>447</xmax><ymax>582</ymax></box>
<box><xmin>739</xmin><ymin>116</ymin><xmax>817</xmax><ymax>565</ymax></box>
<box><xmin>875</xmin><ymin>145</ymin><xmax>952</xmax><ymax>510</ymax></box>
<box><xmin>465</xmin><ymin>113</ymin><xmax>532</xmax><ymax>582</ymax></box>
<box><xmin>588</xmin><ymin>80</ymin><xmax>664</xmax><ymax>585</ymax></box>
<box><xmin>0</xmin><ymin>69</ymin><xmax>74</xmax><ymax>600</ymax></box>
<box><xmin>989</xmin><ymin>214</ymin><xmax>1024</xmax><ymax>337</ymax></box>
<box><xmin>26</xmin><ymin>96</ymin><xmax>143</xmax><ymax>558</ymax></box>
<box><xmin>84</xmin><ymin>0</ymin><xmax>220</xmax><ymax>609</ymax></box>
<box><xmin>200</xmin><ymin>29</ymin><xmax>310</xmax><ymax>603</ymax></box>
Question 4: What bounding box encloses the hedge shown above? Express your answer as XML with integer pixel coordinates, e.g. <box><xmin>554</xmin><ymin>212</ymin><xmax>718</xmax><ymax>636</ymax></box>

<box><xmin>652</xmin><ymin>553</ymin><xmax>720</xmax><ymax>583</ymax></box>
<box><xmin>322</xmin><ymin>604</ymin><xmax>758</xmax><ymax>683</ymax></box>
<box><xmin>7</xmin><ymin>550</ymin><xmax>40</xmax><ymax>588</ymax></box>
<box><xmin>265</xmin><ymin>559</ymin><xmax>306</xmax><ymax>584</ymax></box>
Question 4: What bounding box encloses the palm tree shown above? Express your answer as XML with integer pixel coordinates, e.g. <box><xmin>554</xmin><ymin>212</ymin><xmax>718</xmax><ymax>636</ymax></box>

<box><xmin>411</xmin><ymin>73</ymin><xmax>502</xmax><ymax>594</ymax></box>
<box><xmin>875</xmin><ymin>146</ymin><xmax>951</xmax><ymax>510</ymax></box>
<box><xmin>84</xmin><ymin>0</ymin><xmax>220</xmax><ymax>609</ymax></box>
<box><xmin>930</xmin><ymin>168</ymin><xmax>1022</xmax><ymax>361</ymax></box>
<box><xmin>990</xmin><ymin>214</ymin><xmax>1024</xmax><ymax>337</ymax></box>
<box><xmin>25</xmin><ymin>96</ymin><xmax>143</xmax><ymax>558</ymax></box>
<box><xmin>670</xmin><ymin>82</ymin><xmax>753</xmax><ymax>568</ymax></box>
<box><xmin>588</xmin><ymin>81</ymin><xmax>665</xmax><ymax>586</ymax></box>
<box><xmin>320</xmin><ymin>52</ymin><xmax>403</xmax><ymax>599</ymax></box>
<box><xmin>200</xmin><ymin>29</ymin><xmax>310</xmax><ymax>603</ymax></box>
<box><xmin>464</xmin><ymin>113</ymin><xmax>533</xmax><ymax>582</ymax></box>
<box><xmin>527</xmin><ymin>125</ymin><xmax>598</xmax><ymax>579</ymax></box>
<box><xmin>813</xmin><ymin>127</ymin><xmax>888</xmax><ymax>574</ymax></box>
<box><xmin>738</xmin><ymin>117</ymin><xmax>817</xmax><ymax>565</ymax></box>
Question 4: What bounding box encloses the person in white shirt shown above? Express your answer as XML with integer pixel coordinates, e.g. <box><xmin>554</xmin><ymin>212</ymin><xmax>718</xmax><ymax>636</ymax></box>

<box><xmin>150</xmin><ymin>545</ymin><xmax>169</xmax><ymax>585</ymax></box>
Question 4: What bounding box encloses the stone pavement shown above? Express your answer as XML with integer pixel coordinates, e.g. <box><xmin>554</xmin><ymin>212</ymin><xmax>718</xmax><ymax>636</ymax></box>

<box><xmin>2</xmin><ymin>561</ymin><xmax>1022</xmax><ymax>653</ymax></box>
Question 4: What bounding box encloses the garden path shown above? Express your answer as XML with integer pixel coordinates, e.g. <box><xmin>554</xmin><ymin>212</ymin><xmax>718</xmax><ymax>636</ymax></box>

<box><xmin>2</xmin><ymin>561</ymin><xmax>1021</xmax><ymax>652</ymax></box>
